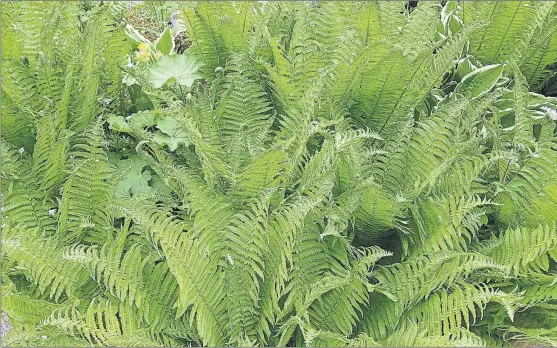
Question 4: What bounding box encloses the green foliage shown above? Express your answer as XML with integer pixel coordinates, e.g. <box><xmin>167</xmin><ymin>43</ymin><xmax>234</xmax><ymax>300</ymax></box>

<box><xmin>2</xmin><ymin>1</ymin><xmax>557</xmax><ymax>347</ymax></box>
<box><xmin>147</xmin><ymin>53</ymin><xmax>203</xmax><ymax>89</ymax></box>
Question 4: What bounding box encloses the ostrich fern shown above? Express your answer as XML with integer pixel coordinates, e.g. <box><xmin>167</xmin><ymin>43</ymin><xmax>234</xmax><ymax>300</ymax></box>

<box><xmin>2</xmin><ymin>1</ymin><xmax>557</xmax><ymax>347</ymax></box>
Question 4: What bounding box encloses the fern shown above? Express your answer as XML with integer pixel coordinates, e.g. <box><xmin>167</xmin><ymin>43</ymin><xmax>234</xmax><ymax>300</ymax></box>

<box><xmin>2</xmin><ymin>235</ymin><xmax>92</xmax><ymax>302</ymax></box>
<box><xmin>56</xmin><ymin>123</ymin><xmax>115</xmax><ymax>245</ymax></box>
<box><xmin>3</xmin><ymin>1</ymin><xmax>557</xmax><ymax>346</ymax></box>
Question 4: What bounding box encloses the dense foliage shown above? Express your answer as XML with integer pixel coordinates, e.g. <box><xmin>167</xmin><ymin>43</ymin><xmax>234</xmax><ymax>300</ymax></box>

<box><xmin>2</xmin><ymin>1</ymin><xmax>557</xmax><ymax>346</ymax></box>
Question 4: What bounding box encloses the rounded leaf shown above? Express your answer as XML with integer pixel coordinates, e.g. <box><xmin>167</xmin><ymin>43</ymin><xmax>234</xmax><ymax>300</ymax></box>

<box><xmin>147</xmin><ymin>53</ymin><xmax>203</xmax><ymax>89</ymax></box>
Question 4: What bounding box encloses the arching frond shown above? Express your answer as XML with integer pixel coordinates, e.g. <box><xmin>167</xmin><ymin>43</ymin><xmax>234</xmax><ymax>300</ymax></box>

<box><xmin>2</xmin><ymin>235</ymin><xmax>92</xmax><ymax>302</ymax></box>
<box><xmin>117</xmin><ymin>200</ymin><xmax>227</xmax><ymax>346</ymax></box>
<box><xmin>497</xmin><ymin>140</ymin><xmax>557</xmax><ymax>226</ymax></box>
<box><xmin>487</xmin><ymin>224</ymin><xmax>557</xmax><ymax>275</ymax></box>
<box><xmin>57</xmin><ymin>123</ymin><xmax>115</xmax><ymax>245</ymax></box>
<box><xmin>216</xmin><ymin>54</ymin><xmax>274</xmax><ymax>171</ymax></box>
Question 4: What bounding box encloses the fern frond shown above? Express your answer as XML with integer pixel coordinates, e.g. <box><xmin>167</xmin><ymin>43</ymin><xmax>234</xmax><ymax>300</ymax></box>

<box><xmin>353</xmin><ymin>11</ymin><xmax>481</xmax><ymax>140</ymax></box>
<box><xmin>2</xmin><ymin>143</ymin><xmax>56</xmax><ymax>237</ymax></box>
<box><xmin>2</xmin><ymin>236</ymin><xmax>91</xmax><ymax>302</ymax></box>
<box><xmin>57</xmin><ymin>123</ymin><xmax>115</xmax><ymax>245</ymax></box>
<box><xmin>408</xmin><ymin>194</ymin><xmax>491</xmax><ymax>256</ymax></box>
<box><xmin>229</xmin><ymin>149</ymin><xmax>288</xmax><ymax>201</ymax></box>
<box><xmin>256</xmin><ymin>173</ymin><xmax>335</xmax><ymax>341</ymax></box>
<box><xmin>353</xmin><ymin>183</ymin><xmax>403</xmax><ymax>242</ymax></box>
<box><xmin>31</xmin><ymin>116</ymin><xmax>70</xmax><ymax>197</ymax></box>
<box><xmin>516</xmin><ymin>272</ymin><xmax>557</xmax><ymax>307</ymax></box>
<box><xmin>221</xmin><ymin>193</ymin><xmax>274</xmax><ymax>345</ymax></box>
<box><xmin>307</xmin><ymin>249</ymin><xmax>384</xmax><ymax>336</ymax></box>
<box><xmin>1</xmin><ymin>290</ymin><xmax>68</xmax><ymax>330</ymax></box>
<box><xmin>374</xmin><ymin>252</ymin><xmax>507</xmax><ymax>308</ymax></box>
<box><xmin>178</xmin><ymin>2</ymin><xmax>230</xmax><ymax>74</ymax></box>
<box><xmin>464</xmin><ymin>1</ymin><xmax>555</xmax><ymax>69</ymax></box>
<box><xmin>1</xmin><ymin>59</ymin><xmax>45</xmax><ymax>120</ymax></box>
<box><xmin>384</xmin><ymin>321</ymin><xmax>487</xmax><ymax>347</ymax></box>
<box><xmin>1</xmin><ymin>94</ymin><xmax>37</xmax><ymax>149</ymax></box>
<box><xmin>216</xmin><ymin>54</ymin><xmax>274</xmax><ymax>171</ymax></box>
<box><xmin>376</xmin><ymin>99</ymin><xmax>468</xmax><ymax>199</ymax></box>
<box><xmin>520</xmin><ymin>12</ymin><xmax>557</xmax><ymax>89</ymax></box>
<box><xmin>497</xmin><ymin>139</ymin><xmax>557</xmax><ymax>226</ymax></box>
<box><xmin>118</xmin><ymin>200</ymin><xmax>227</xmax><ymax>346</ymax></box>
<box><xmin>404</xmin><ymin>283</ymin><xmax>515</xmax><ymax>336</ymax></box>
<box><xmin>487</xmin><ymin>224</ymin><xmax>557</xmax><ymax>275</ymax></box>
<box><xmin>70</xmin><ymin>14</ymin><xmax>104</xmax><ymax>133</ymax></box>
<box><xmin>42</xmin><ymin>296</ymin><xmax>181</xmax><ymax>346</ymax></box>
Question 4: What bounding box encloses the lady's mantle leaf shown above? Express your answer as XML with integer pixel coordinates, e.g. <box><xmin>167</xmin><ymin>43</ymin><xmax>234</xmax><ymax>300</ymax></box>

<box><xmin>107</xmin><ymin>115</ymin><xmax>132</xmax><ymax>133</ymax></box>
<box><xmin>114</xmin><ymin>155</ymin><xmax>153</xmax><ymax>198</ymax></box>
<box><xmin>147</xmin><ymin>53</ymin><xmax>203</xmax><ymax>89</ymax></box>
<box><xmin>129</xmin><ymin>110</ymin><xmax>158</xmax><ymax>128</ymax></box>
<box><xmin>154</xmin><ymin>116</ymin><xmax>189</xmax><ymax>151</ymax></box>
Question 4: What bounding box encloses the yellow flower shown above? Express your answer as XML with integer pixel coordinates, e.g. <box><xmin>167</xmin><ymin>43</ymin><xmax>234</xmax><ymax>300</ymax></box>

<box><xmin>135</xmin><ymin>43</ymin><xmax>151</xmax><ymax>63</ymax></box>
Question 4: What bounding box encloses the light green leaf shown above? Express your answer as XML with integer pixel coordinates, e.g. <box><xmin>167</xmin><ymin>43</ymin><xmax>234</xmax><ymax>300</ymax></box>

<box><xmin>152</xmin><ymin>132</ymin><xmax>181</xmax><ymax>152</ymax></box>
<box><xmin>107</xmin><ymin>115</ymin><xmax>132</xmax><ymax>133</ymax></box>
<box><xmin>454</xmin><ymin>64</ymin><xmax>504</xmax><ymax>100</ymax></box>
<box><xmin>128</xmin><ymin>110</ymin><xmax>158</xmax><ymax>128</ymax></box>
<box><xmin>155</xmin><ymin>27</ymin><xmax>174</xmax><ymax>55</ymax></box>
<box><xmin>154</xmin><ymin>117</ymin><xmax>189</xmax><ymax>151</ymax></box>
<box><xmin>122</xmin><ymin>73</ymin><xmax>139</xmax><ymax>86</ymax></box>
<box><xmin>114</xmin><ymin>155</ymin><xmax>153</xmax><ymax>198</ymax></box>
<box><xmin>124</xmin><ymin>23</ymin><xmax>151</xmax><ymax>45</ymax></box>
<box><xmin>150</xmin><ymin>174</ymin><xmax>173</xmax><ymax>196</ymax></box>
<box><xmin>147</xmin><ymin>53</ymin><xmax>203</xmax><ymax>89</ymax></box>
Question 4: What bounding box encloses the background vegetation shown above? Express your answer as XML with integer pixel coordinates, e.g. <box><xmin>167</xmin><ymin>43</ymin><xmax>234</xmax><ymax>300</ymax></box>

<box><xmin>2</xmin><ymin>1</ymin><xmax>557</xmax><ymax>346</ymax></box>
